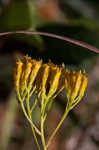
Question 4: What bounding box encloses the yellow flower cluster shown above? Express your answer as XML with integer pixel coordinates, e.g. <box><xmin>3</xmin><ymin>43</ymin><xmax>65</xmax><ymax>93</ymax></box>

<box><xmin>64</xmin><ymin>69</ymin><xmax>87</xmax><ymax>109</ymax></box>
<box><xmin>14</xmin><ymin>56</ymin><xmax>88</xmax><ymax>150</ymax></box>
<box><xmin>14</xmin><ymin>56</ymin><xmax>87</xmax><ymax>110</ymax></box>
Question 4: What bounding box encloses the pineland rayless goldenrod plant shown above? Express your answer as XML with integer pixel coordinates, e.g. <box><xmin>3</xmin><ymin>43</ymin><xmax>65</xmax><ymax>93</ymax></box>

<box><xmin>0</xmin><ymin>30</ymin><xmax>98</xmax><ymax>150</ymax></box>
<box><xmin>14</xmin><ymin>55</ymin><xmax>87</xmax><ymax>150</ymax></box>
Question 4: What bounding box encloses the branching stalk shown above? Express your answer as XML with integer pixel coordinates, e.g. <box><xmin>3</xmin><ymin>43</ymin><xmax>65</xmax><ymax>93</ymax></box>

<box><xmin>46</xmin><ymin>107</ymin><xmax>69</xmax><ymax>148</ymax></box>
<box><xmin>40</xmin><ymin>115</ymin><xmax>46</xmax><ymax>150</ymax></box>
<box><xmin>30</xmin><ymin>98</ymin><xmax>38</xmax><ymax>113</ymax></box>
<box><xmin>26</xmin><ymin>95</ymin><xmax>41</xmax><ymax>150</ymax></box>
<box><xmin>20</xmin><ymin>102</ymin><xmax>41</xmax><ymax>136</ymax></box>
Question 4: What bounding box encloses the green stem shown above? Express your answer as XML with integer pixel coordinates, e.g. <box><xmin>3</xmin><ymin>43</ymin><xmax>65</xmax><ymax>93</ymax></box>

<box><xmin>40</xmin><ymin>115</ymin><xmax>46</xmax><ymax>150</ymax></box>
<box><xmin>41</xmin><ymin>97</ymin><xmax>49</xmax><ymax>116</ymax></box>
<box><xmin>30</xmin><ymin>98</ymin><xmax>38</xmax><ymax>113</ymax></box>
<box><xmin>19</xmin><ymin>85</ymin><xmax>41</xmax><ymax>136</ymax></box>
<box><xmin>42</xmin><ymin>87</ymin><xmax>64</xmax><ymax>116</ymax></box>
<box><xmin>22</xmin><ymin>84</ymin><xmax>36</xmax><ymax>102</ymax></box>
<box><xmin>40</xmin><ymin>95</ymin><xmax>47</xmax><ymax>150</ymax></box>
<box><xmin>26</xmin><ymin>96</ymin><xmax>41</xmax><ymax>150</ymax></box>
<box><xmin>46</xmin><ymin>107</ymin><xmax>69</xmax><ymax>148</ymax></box>
<box><xmin>20</xmin><ymin>102</ymin><xmax>41</xmax><ymax>136</ymax></box>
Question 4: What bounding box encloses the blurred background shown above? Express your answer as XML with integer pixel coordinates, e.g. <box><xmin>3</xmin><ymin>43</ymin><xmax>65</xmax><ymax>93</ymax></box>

<box><xmin>0</xmin><ymin>0</ymin><xmax>99</xmax><ymax>150</ymax></box>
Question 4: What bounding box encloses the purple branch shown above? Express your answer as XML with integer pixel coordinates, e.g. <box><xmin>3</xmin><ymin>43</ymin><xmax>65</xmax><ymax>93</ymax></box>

<box><xmin>0</xmin><ymin>30</ymin><xmax>99</xmax><ymax>53</ymax></box>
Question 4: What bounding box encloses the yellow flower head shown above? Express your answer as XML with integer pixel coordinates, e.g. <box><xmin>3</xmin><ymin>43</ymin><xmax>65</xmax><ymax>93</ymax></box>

<box><xmin>47</xmin><ymin>63</ymin><xmax>61</xmax><ymax>98</ymax></box>
<box><xmin>35</xmin><ymin>63</ymin><xmax>50</xmax><ymax>100</ymax></box>
<box><xmin>20</xmin><ymin>58</ymin><xmax>32</xmax><ymax>95</ymax></box>
<box><xmin>14</xmin><ymin>60</ymin><xmax>23</xmax><ymax>94</ymax></box>
<box><xmin>77</xmin><ymin>72</ymin><xmax>88</xmax><ymax>101</ymax></box>
<box><xmin>28</xmin><ymin>59</ymin><xmax>42</xmax><ymax>91</ymax></box>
